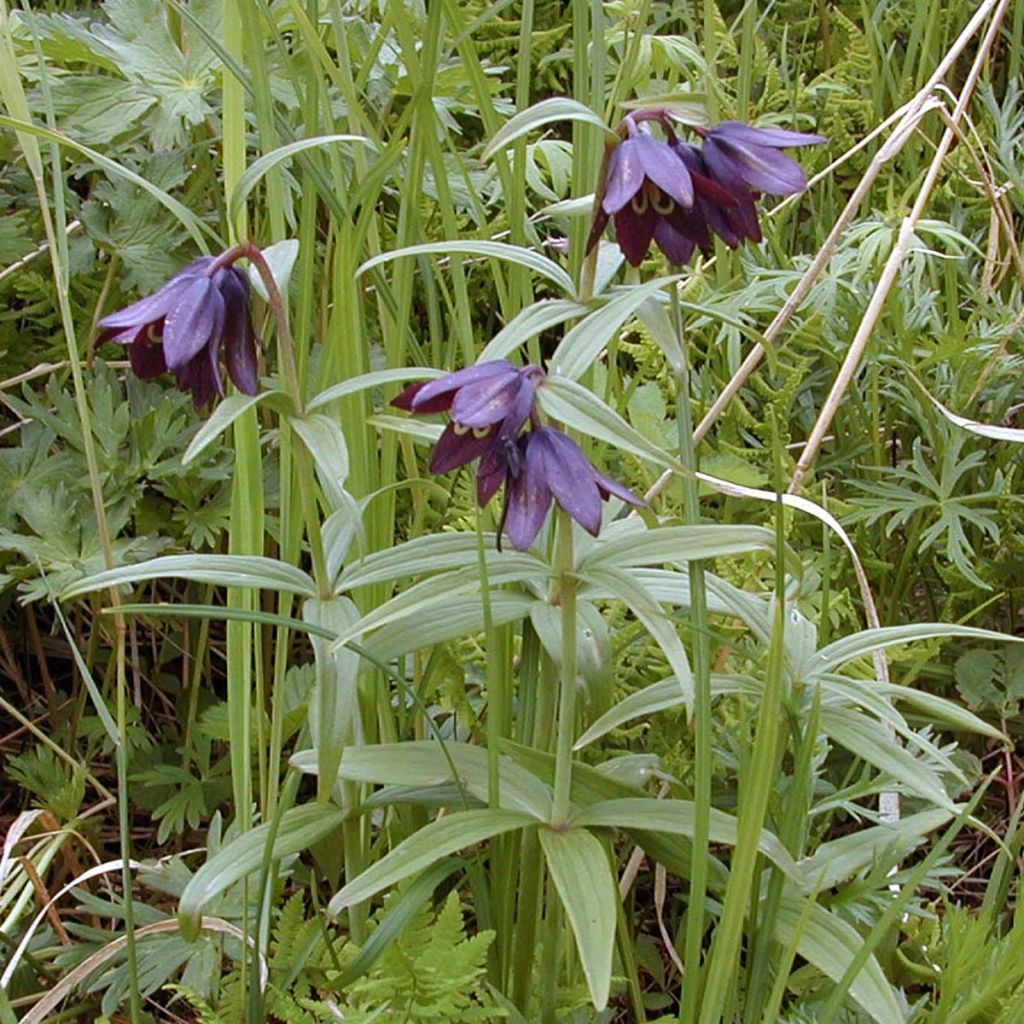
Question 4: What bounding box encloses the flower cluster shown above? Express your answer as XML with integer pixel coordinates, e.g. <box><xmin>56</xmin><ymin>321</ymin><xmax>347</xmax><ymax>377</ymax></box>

<box><xmin>97</xmin><ymin>251</ymin><xmax>259</xmax><ymax>407</ymax></box>
<box><xmin>393</xmin><ymin>361</ymin><xmax>642</xmax><ymax>550</ymax></box>
<box><xmin>587</xmin><ymin>112</ymin><xmax>825</xmax><ymax>267</ymax></box>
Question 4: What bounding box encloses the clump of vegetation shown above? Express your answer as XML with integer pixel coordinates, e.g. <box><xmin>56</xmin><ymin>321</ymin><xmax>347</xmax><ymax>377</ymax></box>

<box><xmin>1</xmin><ymin>1</ymin><xmax>1022</xmax><ymax>1022</ymax></box>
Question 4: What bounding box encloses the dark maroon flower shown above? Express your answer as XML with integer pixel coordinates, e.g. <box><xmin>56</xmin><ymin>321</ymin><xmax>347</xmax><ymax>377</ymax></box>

<box><xmin>698</xmin><ymin>121</ymin><xmax>826</xmax><ymax>197</ymax></box>
<box><xmin>97</xmin><ymin>254</ymin><xmax>259</xmax><ymax>407</ymax></box>
<box><xmin>504</xmin><ymin>427</ymin><xmax>643</xmax><ymax>551</ymax></box>
<box><xmin>586</xmin><ymin>127</ymin><xmax>696</xmax><ymax>267</ymax></box>
<box><xmin>671</xmin><ymin>140</ymin><xmax>762</xmax><ymax>249</ymax></box>
<box><xmin>587</xmin><ymin>113</ymin><xmax>825</xmax><ymax>267</ymax></box>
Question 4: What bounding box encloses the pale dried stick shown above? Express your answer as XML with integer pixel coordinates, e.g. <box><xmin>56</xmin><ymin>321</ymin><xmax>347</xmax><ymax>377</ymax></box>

<box><xmin>692</xmin><ymin>0</ymin><xmax>1010</xmax><ymax>449</ymax></box>
<box><xmin>789</xmin><ymin>0</ymin><xmax>1013</xmax><ymax>495</ymax></box>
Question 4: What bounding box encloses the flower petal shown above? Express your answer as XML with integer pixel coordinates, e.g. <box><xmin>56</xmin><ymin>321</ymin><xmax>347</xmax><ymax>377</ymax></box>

<box><xmin>429</xmin><ymin>422</ymin><xmax>496</xmax><ymax>474</ymax></box>
<box><xmin>127</xmin><ymin>335</ymin><xmax>167</xmax><ymax>379</ymax></box>
<box><xmin>594</xmin><ymin>471</ymin><xmax>644</xmax><ymax>506</ymax></box>
<box><xmin>412</xmin><ymin>360</ymin><xmax>517</xmax><ymax>413</ymax></box>
<box><xmin>601</xmin><ymin>139</ymin><xmax>646</xmax><ymax>214</ymax></box>
<box><xmin>531</xmin><ymin>428</ymin><xmax>603</xmax><ymax>536</ymax></box>
<box><xmin>613</xmin><ymin>204</ymin><xmax>658</xmax><ymax>267</ymax></box>
<box><xmin>451</xmin><ymin>374</ymin><xmax>522</xmax><ymax>428</ymax></box>
<box><xmin>634</xmin><ymin>134</ymin><xmax>693</xmax><ymax>208</ymax></box>
<box><xmin>218</xmin><ymin>268</ymin><xmax>259</xmax><ymax>395</ymax></box>
<box><xmin>653</xmin><ymin>219</ymin><xmax>697</xmax><ymax>265</ymax></box>
<box><xmin>96</xmin><ymin>274</ymin><xmax>195</xmax><ymax>331</ymax></box>
<box><xmin>505</xmin><ymin>440</ymin><xmax>552</xmax><ymax>550</ymax></box>
<box><xmin>162</xmin><ymin>277</ymin><xmax>224</xmax><ymax>369</ymax></box>
<box><xmin>711</xmin><ymin>121</ymin><xmax>826</xmax><ymax>148</ymax></box>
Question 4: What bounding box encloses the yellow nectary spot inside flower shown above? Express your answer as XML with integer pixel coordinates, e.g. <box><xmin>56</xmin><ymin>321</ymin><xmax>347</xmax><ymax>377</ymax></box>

<box><xmin>472</xmin><ymin>426</ymin><xmax>492</xmax><ymax>439</ymax></box>
<box><xmin>453</xmin><ymin>422</ymin><xmax>470</xmax><ymax>436</ymax></box>
<box><xmin>651</xmin><ymin>189</ymin><xmax>675</xmax><ymax>215</ymax></box>
<box><xmin>630</xmin><ymin>189</ymin><xmax>649</xmax><ymax>214</ymax></box>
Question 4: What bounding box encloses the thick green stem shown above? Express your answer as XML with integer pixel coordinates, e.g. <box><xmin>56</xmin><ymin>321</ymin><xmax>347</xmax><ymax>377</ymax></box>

<box><xmin>671</xmin><ymin>284</ymin><xmax>713</xmax><ymax>1024</ymax></box>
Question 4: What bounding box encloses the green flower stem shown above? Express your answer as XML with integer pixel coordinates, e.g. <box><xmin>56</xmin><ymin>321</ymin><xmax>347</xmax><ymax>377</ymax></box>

<box><xmin>551</xmin><ymin>509</ymin><xmax>578</xmax><ymax>826</ymax></box>
<box><xmin>669</xmin><ymin>284</ymin><xmax>713</xmax><ymax>1024</ymax></box>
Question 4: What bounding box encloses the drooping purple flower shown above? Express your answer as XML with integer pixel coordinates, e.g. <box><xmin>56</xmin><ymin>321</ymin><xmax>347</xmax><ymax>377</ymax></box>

<box><xmin>698</xmin><ymin>121</ymin><xmax>826</xmax><ymax>197</ymax></box>
<box><xmin>392</xmin><ymin>361</ymin><xmax>544</xmax><ymax>476</ymax></box>
<box><xmin>97</xmin><ymin>254</ymin><xmax>259</xmax><ymax>407</ymax></box>
<box><xmin>586</xmin><ymin>126</ymin><xmax>699</xmax><ymax>267</ymax></box>
<box><xmin>587</xmin><ymin>112</ymin><xmax>825</xmax><ymax>267</ymax></box>
<box><xmin>504</xmin><ymin>427</ymin><xmax>643</xmax><ymax>551</ymax></box>
<box><xmin>671</xmin><ymin>140</ymin><xmax>762</xmax><ymax>249</ymax></box>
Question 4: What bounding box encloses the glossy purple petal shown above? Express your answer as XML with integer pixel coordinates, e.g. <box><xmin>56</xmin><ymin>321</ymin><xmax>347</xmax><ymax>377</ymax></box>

<box><xmin>725</xmin><ymin>142</ymin><xmax>809</xmax><ymax>195</ymax></box>
<box><xmin>219</xmin><ymin>268</ymin><xmax>259</xmax><ymax>395</ymax></box>
<box><xmin>505</xmin><ymin>440</ymin><xmax>552</xmax><ymax>550</ymax></box>
<box><xmin>530</xmin><ymin>427</ymin><xmax>603</xmax><ymax>536</ymax></box>
<box><xmin>162</xmin><ymin>277</ymin><xmax>223</xmax><ymax>369</ymax></box>
<box><xmin>633</xmin><ymin>134</ymin><xmax>693</xmax><ymax>208</ymax></box>
<box><xmin>451</xmin><ymin>374</ymin><xmax>522</xmax><ymax>428</ymax></box>
<box><xmin>700</xmin><ymin>139</ymin><xmax>748</xmax><ymax>195</ymax></box>
<box><xmin>601</xmin><ymin>139</ymin><xmax>646</xmax><ymax>215</ymax></box>
<box><xmin>613</xmin><ymin>203</ymin><xmax>659</xmax><ymax>267</ymax></box>
<box><xmin>96</xmin><ymin>275</ymin><xmax>195</xmax><ymax>331</ymax></box>
<box><xmin>429</xmin><ymin>422</ymin><xmax>497</xmax><ymax>474</ymax></box>
<box><xmin>391</xmin><ymin>381</ymin><xmax>429</xmax><ymax>411</ymax></box>
<box><xmin>412</xmin><ymin>360</ymin><xmax>518</xmax><ymax>413</ymax></box>
<box><xmin>175</xmin><ymin>355</ymin><xmax>217</xmax><ymax>409</ymax></box>
<box><xmin>595</xmin><ymin>471</ymin><xmax>644</xmax><ymax>506</ymax></box>
<box><xmin>653</xmin><ymin>219</ymin><xmax>697</xmax><ymax>265</ymax></box>
<box><xmin>477</xmin><ymin>435</ymin><xmax>521</xmax><ymax>506</ymax></box>
<box><xmin>711</xmin><ymin>121</ymin><xmax>826</xmax><ymax>148</ymax></box>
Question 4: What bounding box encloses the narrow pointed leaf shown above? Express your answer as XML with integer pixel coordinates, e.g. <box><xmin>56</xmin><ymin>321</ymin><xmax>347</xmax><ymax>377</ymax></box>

<box><xmin>60</xmin><ymin>555</ymin><xmax>316</xmax><ymax>600</ymax></box>
<box><xmin>179</xmin><ymin>805</ymin><xmax>344</xmax><ymax>941</ymax></box>
<box><xmin>328</xmin><ymin>810</ymin><xmax>534</xmax><ymax>914</ymax></box>
<box><xmin>539</xmin><ymin>827</ymin><xmax>617</xmax><ymax>1010</ymax></box>
<box><xmin>358</xmin><ymin>241</ymin><xmax>574</xmax><ymax>297</ymax></box>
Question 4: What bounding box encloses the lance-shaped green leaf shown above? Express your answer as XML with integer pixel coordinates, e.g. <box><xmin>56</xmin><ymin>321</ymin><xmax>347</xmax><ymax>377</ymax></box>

<box><xmin>800</xmin><ymin>809</ymin><xmax>952</xmax><ymax>891</ymax></box>
<box><xmin>775</xmin><ymin>894</ymin><xmax>904</xmax><ymax>1024</ymax></box>
<box><xmin>815</xmin><ymin>623</ymin><xmax>1024</xmax><ymax>677</ymax></box>
<box><xmin>329</xmin><ymin>810</ymin><xmax>534</xmax><ymax>914</ymax></box>
<box><xmin>289</xmin><ymin>414</ymin><xmax>350</xmax><ymax>510</ymax></box>
<box><xmin>308</xmin><ymin>367</ymin><xmax>446</xmax><ymax>412</ymax></box>
<box><xmin>821</xmin><ymin>707</ymin><xmax>955</xmax><ymax>810</ymax></box>
<box><xmin>229</xmin><ymin>135</ymin><xmax>373</xmax><ymax>226</ymax></box>
<box><xmin>549</xmin><ymin>277</ymin><xmax>680</xmax><ymax>381</ymax></box>
<box><xmin>480</xmin><ymin>97</ymin><xmax>615</xmax><ymax>161</ymax></box>
<box><xmin>61</xmin><ymin>555</ymin><xmax>316</xmax><ymax>600</ymax></box>
<box><xmin>179</xmin><ymin>804</ymin><xmax>344</xmax><ymax>941</ymax></box>
<box><xmin>537</xmin><ymin>375</ymin><xmax>680</xmax><ymax>469</ymax></box>
<box><xmin>336</xmin><ymin>533</ymin><xmax>548</xmax><ymax>591</ymax></box>
<box><xmin>575</xmin><ymin>673</ymin><xmax>761</xmax><ymax>749</ymax></box>
<box><xmin>248</xmin><ymin>239</ymin><xmax>301</xmax><ymax>302</ymax></box>
<box><xmin>293</xmin><ymin>740</ymin><xmax>552</xmax><ymax>820</ymax></box>
<box><xmin>184</xmin><ymin>390</ymin><xmax>287</xmax><ymax>465</ymax></box>
<box><xmin>361</xmin><ymin>593</ymin><xmax>537</xmax><ymax>663</ymax></box>
<box><xmin>328</xmin><ymin>564</ymin><xmax>540</xmax><ymax>655</ymax></box>
<box><xmin>358</xmin><ymin>241</ymin><xmax>574</xmax><ymax>297</ymax></box>
<box><xmin>478</xmin><ymin>299</ymin><xmax>586</xmax><ymax>363</ymax></box>
<box><xmin>575</xmin><ymin>799</ymin><xmax>804</xmax><ymax>885</ymax></box>
<box><xmin>579</xmin><ymin>566</ymin><xmax>692</xmax><ymax>711</ymax></box>
<box><xmin>539</xmin><ymin>827</ymin><xmax>617</xmax><ymax>1010</ymax></box>
<box><xmin>304</xmin><ymin>597</ymin><xmax>362</xmax><ymax>802</ymax></box>
<box><xmin>579</xmin><ymin>523</ymin><xmax>780</xmax><ymax>573</ymax></box>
